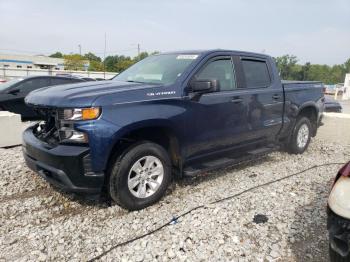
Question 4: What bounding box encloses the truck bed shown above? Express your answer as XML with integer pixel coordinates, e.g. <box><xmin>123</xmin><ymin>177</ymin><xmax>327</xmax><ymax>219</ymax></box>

<box><xmin>282</xmin><ymin>80</ymin><xmax>323</xmax><ymax>90</ymax></box>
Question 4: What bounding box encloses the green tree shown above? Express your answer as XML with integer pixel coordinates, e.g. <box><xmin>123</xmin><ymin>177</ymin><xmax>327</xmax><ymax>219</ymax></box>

<box><xmin>49</xmin><ymin>52</ymin><xmax>63</xmax><ymax>58</ymax></box>
<box><xmin>63</xmin><ymin>54</ymin><xmax>85</xmax><ymax>71</ymax></box>
<box><xmin>115</xmin><ymin>59</ymin><xmax>135</xmax><ymax>72</ymax></box>
<box><xmin>104</xmin><ymin>55</ymin><xmax>120</xmax><ymax>72</ymax></box>
<box><xmin>84</xmin><ymin>52</ymin><xmax>101</xmax><ymax>62</ymax></box>
<box><xmin>301</xmin><ymin>62</ymin><xmax>311</xmax><ymax>81</ymax></box>
<box><xmin>275</xmin><ymin>55</ymin><xmax>298</xmax><ymax>80</ymax></box>
<box><xmin>275</xmin><ymin>55</ymin><xmax>350</xmax><ymax>84</ymax></box>
<box><xmin>88</xmin><ymin>60</ymin><xmax>104</xmax><ymax>71</ymax></box>
<box><xmin>343</xmin><ymin>58</ymin><xmax>350</xmax><ymax>74</ymax></box>
<box><xmin>134</xmin><ymin>52</ymin><xmax>149</xmax><ymax>62</ymax></box>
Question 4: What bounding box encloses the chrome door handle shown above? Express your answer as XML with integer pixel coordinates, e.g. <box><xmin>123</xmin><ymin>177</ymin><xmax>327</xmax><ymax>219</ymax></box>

<box><xmin>231</xmin><ymin>97</ymin><xmax>243</xmax><ymax>103</ymax></box>
<box><xmin>272</xmin><ymin>94</ymin><xmax>281</xmax><ymax>100</ymax></box>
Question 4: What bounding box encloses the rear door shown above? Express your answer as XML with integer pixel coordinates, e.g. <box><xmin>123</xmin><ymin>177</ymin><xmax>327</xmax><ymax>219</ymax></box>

<box><xmin>238</xmin><ymin>56</ymin><xmax>284</xmax><ymax>141</ymax></box>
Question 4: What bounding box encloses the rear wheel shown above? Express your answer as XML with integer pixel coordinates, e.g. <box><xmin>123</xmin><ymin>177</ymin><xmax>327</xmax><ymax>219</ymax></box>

<box><xmin>287</xmin><ymin>117</ymin><xmax>312</xmax><ymax>154</ymax></box>
<box><xmin>108</xmin><ymin>141</ymin><xmax>171</xmax><ymax>210</ymax></box>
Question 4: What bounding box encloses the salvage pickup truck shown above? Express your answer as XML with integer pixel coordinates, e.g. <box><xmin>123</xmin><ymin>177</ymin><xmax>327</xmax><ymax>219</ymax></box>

<box><xmin>23</xmin><ymin>50</ymin><xmax>324</xmax><ymax>210</ymax></box>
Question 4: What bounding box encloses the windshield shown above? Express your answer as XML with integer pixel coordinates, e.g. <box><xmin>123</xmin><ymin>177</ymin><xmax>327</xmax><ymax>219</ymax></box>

<box><xmin>113</xmin><ymin>54</ymin><xmax>199</xmax><ymax>85</ymax></box>
<box><xmin>0</xmin><ymin>78</ymin><xmax>23</xmax><ymax>91</ymax></box>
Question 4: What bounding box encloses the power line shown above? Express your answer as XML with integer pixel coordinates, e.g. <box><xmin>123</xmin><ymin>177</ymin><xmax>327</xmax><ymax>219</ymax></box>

<box><xmin>88</xmin><ymin>162</ymin><xmax>345</xmax><ymax>261</ymax></box>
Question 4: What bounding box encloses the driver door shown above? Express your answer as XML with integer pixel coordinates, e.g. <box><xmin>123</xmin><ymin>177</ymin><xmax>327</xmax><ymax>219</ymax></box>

<box><xmin>184</xmin><ymin>56</ymin><xmax>249</xmax><ymax>159</ymax></box>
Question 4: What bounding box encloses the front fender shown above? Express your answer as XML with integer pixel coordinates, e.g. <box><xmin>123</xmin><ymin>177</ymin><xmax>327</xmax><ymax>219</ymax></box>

<box><xmin>79</xmin><ymin>99</ymin><xmax>186</xmax><ymax>172</ymax></box>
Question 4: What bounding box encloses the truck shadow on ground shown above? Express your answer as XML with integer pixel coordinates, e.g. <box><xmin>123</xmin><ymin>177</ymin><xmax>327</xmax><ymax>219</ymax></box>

<box><xmin>49</xmin><ymin>185</ymin><xmax>111</xmax><ymax>208</ymax></box>
<box><xmin>288</xmin><ymin>180</ymin><xmax>332</xmax><ymax>262</ymax></box>
<box><xmin>177</xmin><ymin>155</ymin><xmax>273</xmax><ymax>187</ymax></box>
<box><xmin>48</xmin><ymin>154</ymin><xmax>273</xmax><ymax>210</ymax></box>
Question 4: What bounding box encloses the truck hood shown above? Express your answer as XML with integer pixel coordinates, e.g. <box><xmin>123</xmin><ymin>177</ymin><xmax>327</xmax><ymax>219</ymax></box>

<box><xmin>25</xmin><ymin>80</ymin><xmax>159</xmax><ymax>108</ymax></box>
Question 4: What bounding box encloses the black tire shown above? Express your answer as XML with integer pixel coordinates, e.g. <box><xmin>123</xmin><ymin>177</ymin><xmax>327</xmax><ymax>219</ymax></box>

<box><xmin>330</xmin><ymin>244</ymin><xmax>350</xmax><ymax>262</ymax></box>
<box><xmin>287</xmin><ymin>116</ymin><xmax>312</xmax><ymax>154</ymax></box>
<box><xmin>108</xmin><ymin>141</ymin><xmax>172</xmax><ymax>211</ymax></box>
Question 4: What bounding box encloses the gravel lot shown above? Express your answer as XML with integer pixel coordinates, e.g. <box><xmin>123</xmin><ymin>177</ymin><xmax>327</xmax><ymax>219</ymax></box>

<box><xmin>1</xmin><ymin>125</ymin><xmax>350</xmax><ymax>261</ymax></box>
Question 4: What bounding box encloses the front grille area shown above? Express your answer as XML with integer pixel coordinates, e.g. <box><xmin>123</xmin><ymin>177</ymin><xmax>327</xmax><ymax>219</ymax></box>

<box><xmin>33</xmin><ymin>108</ymin><xmax>61</xmax><ymax>145</ymax></box>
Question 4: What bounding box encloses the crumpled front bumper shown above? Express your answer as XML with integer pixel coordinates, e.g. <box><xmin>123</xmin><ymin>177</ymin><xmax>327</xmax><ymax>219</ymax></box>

<box><xmin>328</xmin><ymin>208</ymin><xmax>350</xmax><ymax>257</ymax></box>
<box><xmin>22</xmin><ymin>126</ymin><xmax>105</xmax><ymax>194</ymax></box>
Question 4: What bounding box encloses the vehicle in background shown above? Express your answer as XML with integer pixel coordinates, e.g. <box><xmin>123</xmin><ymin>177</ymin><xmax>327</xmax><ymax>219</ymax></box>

<box><xmin>325</xmin><ymin>85</ymin><xmax>337</xmax><ymax>95</ymax></box>
<box><xmin>0</xmin><ymin>76</ymin><xmax>86</xmax><ymax>119</ymax></box>
<box><xmin>325</xmin><ymin>84</ymin><xmax>345</xmax><ymax>96</ymax></box>
<box><xmin>23</xmin><ymin>50</ymin><xmax>324</xmax><ymax>210</ymax></box>
<box><xmin>325</xmin><ymin>96</ymin><xmax>343</xmax><ymax>113</ymax></box>
<box><xmin>0</xmin><ymin>78</ymin><xmax>6</xmax><ymax>84</ymax></box>
<box><xmin>80</xmin><ymin>77</ymin><xmax>96</xmax><ymax>81</ymax></box>
<box><xmin>95</xmin><ymin>77</ymin><xmax>107</xmax><ymax>81</ymax></box>
<box><xmin>328</xmin><ymin>161</ymin><xmax>350</xmax><ymax>261</ymax></box>
<box><xmin>55</xmin><ymin>74</ymin><xmax>98</xmax><ymax>82</ymax></box>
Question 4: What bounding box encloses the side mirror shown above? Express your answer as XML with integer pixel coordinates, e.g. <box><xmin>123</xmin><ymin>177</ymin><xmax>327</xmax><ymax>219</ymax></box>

<box><xmin>190</xmin><ymin>79</ymin><xmax>220</xmax><ymax>93</ymax></box>
<box><xmin>7</xmin><ymin>88</ymin><xmax>20</xmax><ymax>95</ymax></box>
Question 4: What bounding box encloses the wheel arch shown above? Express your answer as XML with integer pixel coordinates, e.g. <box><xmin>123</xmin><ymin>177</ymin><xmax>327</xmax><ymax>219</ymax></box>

<box><xmin>297</xmin><ymin>103</ymin><xmax>318</xmax><ymax>136</ymax></box>
<box><xmin>106</xmin><ymin>120</ymin><xmax>183</xmax><ymax>175</ymax></box>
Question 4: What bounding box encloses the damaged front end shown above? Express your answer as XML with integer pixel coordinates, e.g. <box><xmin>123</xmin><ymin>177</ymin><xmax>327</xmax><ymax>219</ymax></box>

<box><xmin>22</xmin><ymin>106</ymin><xmax>104</xmax><ymax>194</ymax></box>
<box><xmin>328</xmin><ymin>161</ymin><xmax>350</xmax><ymax>258</ymax></box>
<box><xmin>32</xmin><ymin>107</ymin><xmax>91</xmax><ymax>145</ymax></box>
<box><xmin>328</xmin><ymin>209</ymin><xmax>350</xmax><ymax>257</ymax></box>
<box><xmin>32</xmin><ymin>108</ymin><xmax>60</xmax><ymax>145</ymax></box>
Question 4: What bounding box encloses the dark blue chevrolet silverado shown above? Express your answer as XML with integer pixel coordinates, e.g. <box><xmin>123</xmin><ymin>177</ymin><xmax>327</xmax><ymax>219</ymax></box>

<box><xmin>23</xmin><ymin>50</ymin><xmax>324</xmax><ymax>210</ymax></box>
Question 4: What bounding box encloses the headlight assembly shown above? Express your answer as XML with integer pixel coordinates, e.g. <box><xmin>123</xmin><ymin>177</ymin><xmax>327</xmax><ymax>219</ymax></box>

<box><xmin>58</xmin><ymin>107</ymin><xmax>100</xmax><ymax>143</ymax></box>
<box><xmin>59</xmin><ymin>128</ymin><xmax>88</xmax><ymax>143</ymax></box>
<box><xmin>328</xmin><ymin>176</ymin><xmax>350</xmax><ymax>219</ymax></box>
<box><xmin>63</xmin><ymin>107</ymin><xmax>101</xmax><ymax>121</ymax></box>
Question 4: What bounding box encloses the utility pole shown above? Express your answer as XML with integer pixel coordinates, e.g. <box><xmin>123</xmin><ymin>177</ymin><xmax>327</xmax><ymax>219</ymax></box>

<box><xmin>78</xmin><ymin>44</ymin><xmax>81</xmax><ymax>55</ymax></box>
<box><xmin>103</xmin><ymin>33</ymin><xmax>106</xmax><ymax>79</ymax></box>
<box><xmin>137</xmin><ymin>43</ymin><xmax>140</xmax><ymax>57</ymax></box>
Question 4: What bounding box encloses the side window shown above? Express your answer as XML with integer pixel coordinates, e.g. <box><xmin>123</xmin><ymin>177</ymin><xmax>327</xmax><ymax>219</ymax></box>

<box><xmin>195</xmin><ymin>59</ymin><xmax>236</xmax><ymax>91</ymax></box>
<box><xmin>50</xmin><ymin>78</ymin><xmax>78</xmax><ymax>85</ymax></box>
<box><xmin>50</xmin><ymin>78</ymin><xmax>67</xmax><ymax>85</ymax></box>
<box><xmin>17</xmin><ymin>78</ymin><xmax>50</xmax><ymax>93</ymax></box>
<box><xmin>242</xmin><ymin>59</ymin><xmax>271</xmax><ymax>88</ymax></box>
<box><xmin>15</xmin><ymin>80</ymin><xmax>32</xmax><ymax>92</ymax></box>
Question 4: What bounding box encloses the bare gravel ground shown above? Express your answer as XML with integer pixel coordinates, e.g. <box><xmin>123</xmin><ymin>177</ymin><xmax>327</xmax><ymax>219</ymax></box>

<box><xmin>1</xmin><ymin>120</ymin><xmax>349</xmax><ymax>261</ymax></box>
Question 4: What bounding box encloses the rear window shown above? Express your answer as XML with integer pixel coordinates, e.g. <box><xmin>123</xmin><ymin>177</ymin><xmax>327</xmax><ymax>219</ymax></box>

<box><xmin>242</xmin><ymin>59</ymin><xmax>271</xmax><ymax>88</ymax></box>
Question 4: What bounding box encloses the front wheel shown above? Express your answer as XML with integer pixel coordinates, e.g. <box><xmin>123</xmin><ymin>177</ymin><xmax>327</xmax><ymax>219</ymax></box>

<box><xmin>108</xmin><ymin>141</ymin><xmax>172</xmax><ymax>210</ymax></box>
<box><xmin>287</xmin><ymin>117</ymin><xmax>312</xmax><ymax>154</ymax></box>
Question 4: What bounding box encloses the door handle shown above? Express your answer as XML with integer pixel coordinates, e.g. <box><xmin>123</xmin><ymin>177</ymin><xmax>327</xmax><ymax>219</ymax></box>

<box><xmin>272</xmin><ymin>94</ymin><xmax>281</xmax><ymax>100</ymax></box>
<box><xmin>231</xmin><ymin>97</ymin><xmax>243</xmax><ymax>103</ymax></box>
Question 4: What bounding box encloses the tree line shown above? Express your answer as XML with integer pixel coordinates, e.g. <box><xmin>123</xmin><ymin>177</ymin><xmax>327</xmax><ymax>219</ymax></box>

<box><xmin>50</xmin><ymin>51</ymin><xmax>350</xmax><ymax>84</ymax></box>
<box><xmin>49</xmin><ymin>51</ymin><xmax>158</xmax><ymax>73</ymax></box>
<box><xmin>275</xmin><ymin>55</ymin><xmax>350</xmax><ymax>84</ymax></box>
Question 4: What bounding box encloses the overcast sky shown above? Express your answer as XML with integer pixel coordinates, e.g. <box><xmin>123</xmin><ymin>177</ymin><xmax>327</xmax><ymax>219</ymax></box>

<box><xmin>1</xmin><ymin>0</ymin><xmax>349</xmax><ymax>65</ymax></box>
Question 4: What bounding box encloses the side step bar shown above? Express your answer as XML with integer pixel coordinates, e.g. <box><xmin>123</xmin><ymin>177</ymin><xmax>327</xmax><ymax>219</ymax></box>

<box><xmin>183</xmin><ymin>146</ymin><xmax>278</xmax><ymax>177</ymax></box>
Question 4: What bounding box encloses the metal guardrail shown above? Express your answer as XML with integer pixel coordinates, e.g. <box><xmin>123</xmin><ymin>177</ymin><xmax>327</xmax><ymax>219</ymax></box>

<box><xmin>1</xmin><ymin>67</ymin><xmax>117</xmax><ymax>80</ymax></box>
